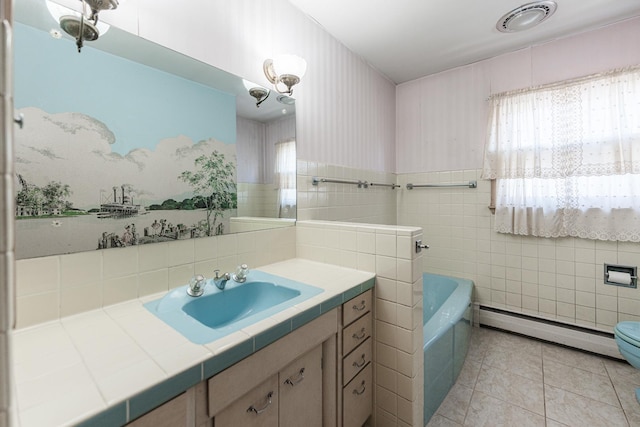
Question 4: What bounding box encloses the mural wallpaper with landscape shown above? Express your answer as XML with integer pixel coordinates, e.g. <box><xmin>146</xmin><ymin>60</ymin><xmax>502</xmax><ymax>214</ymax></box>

<box><xmin>14</xmin><ymin>22</ymin><xmax>237</xmax><ymax>259</ymax></box>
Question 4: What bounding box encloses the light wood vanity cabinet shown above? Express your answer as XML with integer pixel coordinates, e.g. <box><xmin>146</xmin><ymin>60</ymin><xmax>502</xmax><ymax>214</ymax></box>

<box><xmin>126</xmin><ymin>288</ymin><xmax>375</xmax><ymax>427</ymax></box>
<box><xmin>214</xmin><ymin>345</ymin><xmax>323</xmax><ymax>427</ymax></box>
<box><xmin>208</xmin><ymin>310</ymin><xmax>337</xmax><ymax>427</ymax></box>
<box><xmin>341</xmin><ymin>290</ymin><xmax>373</xmax><ymax>427</ymax></box>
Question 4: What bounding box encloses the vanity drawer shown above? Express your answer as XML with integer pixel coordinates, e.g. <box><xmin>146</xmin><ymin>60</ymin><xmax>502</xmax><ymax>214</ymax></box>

<box><xmin>343</xmin><ymin>312</ymin><xmax>371</xmax><ymax>356</ymax></box>
<box><xmin>343</xmin><ymin>290</ymin><xmax>372</xmax><ymax>326</ymax></box>
<box><xmin>342</xmin><ymin>337</ymin><xmax>372</xmax><ymax>385</ymax></box>
<box><xmin>342</xmin><ymin>363</ymin><xmax>372</xmax><ymax>427</ymax></box>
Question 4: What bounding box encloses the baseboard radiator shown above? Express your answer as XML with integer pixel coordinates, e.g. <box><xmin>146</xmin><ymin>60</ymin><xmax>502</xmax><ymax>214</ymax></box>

<box><xmin>477</xmin><ymin>305</ymin><xmax>623</xmax><ymax>360</ymax></box>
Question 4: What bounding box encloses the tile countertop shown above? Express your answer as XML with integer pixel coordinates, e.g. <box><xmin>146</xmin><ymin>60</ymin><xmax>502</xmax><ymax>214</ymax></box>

<box><xmin>11</xmin><ymin>258</ymin><xmax>376</xmax><ymax>427</ymax></box>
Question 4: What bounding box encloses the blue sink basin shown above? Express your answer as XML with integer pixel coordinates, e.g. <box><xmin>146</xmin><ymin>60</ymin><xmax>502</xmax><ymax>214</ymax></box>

<box><xmin>144</xmin><ymin>270</ymin><xmax>323</xmax><ymax>344</ymax></box>
<box><xmin>183</xmin><ymin>281</ymin><xmax>301</xmax><ymax>329</ymax></box>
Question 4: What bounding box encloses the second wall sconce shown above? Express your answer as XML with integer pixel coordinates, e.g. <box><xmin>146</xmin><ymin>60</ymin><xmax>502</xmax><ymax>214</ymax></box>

<box><xmin>263</xmin><ymin>54</ymin><xmax>307</xmax><ymax>96</ymax></box>
<box><xmin>243</xmin><ymin>79</ymin><xmax>270</xmax><ymax>107</ymax></box>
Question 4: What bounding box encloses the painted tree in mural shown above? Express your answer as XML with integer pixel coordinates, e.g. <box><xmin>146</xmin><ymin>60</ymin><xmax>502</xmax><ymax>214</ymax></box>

<box><xmin>42</xmin><ymin>181</ymin><xmax>73</xmax><ymax>211</ymax></box>
<box><xmin>16</xmin><ymin>174</ymin><xmax>72</xmax><ymax>216</ymax></box>
<box><xmin>179</xmin><ymin>151</ymin><xmax>236</xmax><ymax>236</ymax></box>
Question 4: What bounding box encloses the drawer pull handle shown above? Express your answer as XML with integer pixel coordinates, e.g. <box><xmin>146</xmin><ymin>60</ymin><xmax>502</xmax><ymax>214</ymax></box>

<box><xmin>352</xmin><ymin>354</ymin><xmax>366</xmax><ymax>368</ymax></box>
<box><xmin>247</xmin><ymin>391</ymin><xmax>273</xmax><ymax>415</ymax></box>
<box><xmin>284</xmin><ymin>368</ymin><xmax>305</xmax><ymax>386</ymax></box>
<box><xmin>352</xmin><ymin>380</ymin><xmax>366</xmax><ymax>396</ymax></box>
<box><xmin>352</xmin><ymin>328</ymin><xmax>366</xmax><ymax>340</ymax></box>
<box><xmin>352</xmin><ymin>300</ymin><xmax>366</xmax><ymax>311</ymax></box>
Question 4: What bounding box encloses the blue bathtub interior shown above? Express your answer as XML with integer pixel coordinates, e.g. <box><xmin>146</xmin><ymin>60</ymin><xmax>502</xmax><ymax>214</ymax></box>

<box><xmin>423</xmin><ymin>273</ymin><xmax>474</xmax><ymax>426</ymax></box>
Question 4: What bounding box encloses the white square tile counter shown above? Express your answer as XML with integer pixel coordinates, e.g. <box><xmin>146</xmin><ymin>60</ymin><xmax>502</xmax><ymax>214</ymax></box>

<box><xmin>11</xmin><ymin>259</ymin><xmax>375</xmax><ymax>427</ymax></box>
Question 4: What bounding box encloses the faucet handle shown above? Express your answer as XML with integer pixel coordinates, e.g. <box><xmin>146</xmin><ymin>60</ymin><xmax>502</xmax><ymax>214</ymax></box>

<box><xmin>233</xmin><ymin>264</ymin><xmax>249</xmax><ymax>283</ymax></box>
<box><xmin>187</xmin><ymin>274</ymin><xmax>206</xmax><ymax>297</ymax></box>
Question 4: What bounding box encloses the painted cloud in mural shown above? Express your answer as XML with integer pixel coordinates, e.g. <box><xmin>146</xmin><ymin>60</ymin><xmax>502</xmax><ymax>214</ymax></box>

<box><xmin>15</xmin><ymin>107</ymin><xmax>237</xmax><ymax>210</ymax></box>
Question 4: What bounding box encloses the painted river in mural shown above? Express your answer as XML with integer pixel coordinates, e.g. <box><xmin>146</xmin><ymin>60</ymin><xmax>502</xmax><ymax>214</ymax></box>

<box><xmin>16</xmin><ymin>209</ymin><xmax>234</xmax><ymax>259</ymax></box>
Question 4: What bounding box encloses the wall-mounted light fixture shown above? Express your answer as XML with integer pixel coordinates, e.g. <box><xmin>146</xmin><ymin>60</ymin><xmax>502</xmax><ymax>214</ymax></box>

<box><xmin>242</xmin><ymin>79</ymin><xmax>270</xmax><ymax>108</ymax></box>
<box><xmin>47</xmin><ymin>0</ymin><xmax>119</xmax><ymax>52</ymax></box>
<box><xmin>263</xmin><ymin>54</ymin><xmax>307</xmax><ymax>96</ymax></box>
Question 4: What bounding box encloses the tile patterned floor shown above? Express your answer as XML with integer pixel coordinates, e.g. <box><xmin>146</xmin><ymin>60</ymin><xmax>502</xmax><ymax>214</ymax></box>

<box><xmin>427</xmin><ymin>327</ymin><xmax>640</xmax><ymax>427</ymax></box>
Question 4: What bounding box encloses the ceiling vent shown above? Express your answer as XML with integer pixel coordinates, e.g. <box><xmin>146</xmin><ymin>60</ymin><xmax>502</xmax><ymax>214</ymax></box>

<box><xmin>497</xmin><ymin>1</ymin><xmax>557</xmax><ymax>33</ymax></box>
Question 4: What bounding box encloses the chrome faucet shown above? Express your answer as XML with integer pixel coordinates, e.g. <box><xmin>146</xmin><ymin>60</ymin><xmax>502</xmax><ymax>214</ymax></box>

<box><xmin>213</xmin><ymin>269</ymin><xmax>231</xmax><ymax>290</ymax></box>
<box><xmin>187</xmin><ymin>274</ymin><xmax>206</xmax><ymax>297</ymax></box>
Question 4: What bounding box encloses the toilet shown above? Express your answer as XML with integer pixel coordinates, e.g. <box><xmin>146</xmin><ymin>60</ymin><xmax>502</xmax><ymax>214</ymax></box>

<box><xmin>614</xmin><ymin>321</ymin><xmax>640</xmax><ymax>402</ymax></box>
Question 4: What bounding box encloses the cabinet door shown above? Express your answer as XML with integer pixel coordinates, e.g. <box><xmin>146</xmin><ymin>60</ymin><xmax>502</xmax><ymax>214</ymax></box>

<box><xmin>215</xmin><ymin>375</ymin><xmax>278</xmax><ymax>427</ymax></box>
<box><xmin>279</xmin><ymin>345</ymin><xmax>323</xmax><ymax>427</ymax></box>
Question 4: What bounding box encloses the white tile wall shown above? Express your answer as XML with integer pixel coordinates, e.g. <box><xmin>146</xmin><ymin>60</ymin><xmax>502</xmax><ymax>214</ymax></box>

<box><xmin>397</xmin><ymin>169</ymin><xmax>640</xmax><ymax>332</ymax></box>
<box><xmin>14</xmin><ymin>227</ymin><xmax>296</xmax><ymax>328</ymax></box>
<box><xmin>297</xmin><ymin>161</ymin><xmax>397</xmax><ymax>225</ymax></box>
<box><xmin>296</xmin><ymin>220</ymin><xmax>424</xmax><ymax>426</ymax></box>
<box><xmin>236</xmin><ymin>183</ymin><xmax>278</xmax><ymax>218</ymax></box>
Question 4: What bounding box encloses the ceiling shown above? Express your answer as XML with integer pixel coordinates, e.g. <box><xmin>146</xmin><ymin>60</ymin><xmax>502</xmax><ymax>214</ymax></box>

<box><xmin>288</xmin><ymin>0</ymin><xmax>640</xmax><ymax>84</ymax></box>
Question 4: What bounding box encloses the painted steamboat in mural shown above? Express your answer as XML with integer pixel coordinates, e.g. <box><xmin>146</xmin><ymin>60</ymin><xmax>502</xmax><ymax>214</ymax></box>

<box><xmin>98</xmin><ymin>185</ymin><xmax>145</xmax><ymax>219</ymax></box>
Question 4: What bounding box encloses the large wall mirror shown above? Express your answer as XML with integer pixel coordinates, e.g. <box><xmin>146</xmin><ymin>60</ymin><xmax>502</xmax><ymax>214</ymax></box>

<box><xmin>14</xmin><ymin>0</ymin><xmax>296</xmax><ymax>259</ymax></box>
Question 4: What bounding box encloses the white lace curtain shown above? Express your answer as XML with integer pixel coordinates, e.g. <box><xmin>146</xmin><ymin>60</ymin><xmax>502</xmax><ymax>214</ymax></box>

<box><xmin>482</xmin><ymin>66</ymin><xmax>640</xmax><ymax>241</ymax></box>
<box><xmin>274</xmin><ymin>139</ymin><xmax>296</xmax><ymax>218</ymax></box>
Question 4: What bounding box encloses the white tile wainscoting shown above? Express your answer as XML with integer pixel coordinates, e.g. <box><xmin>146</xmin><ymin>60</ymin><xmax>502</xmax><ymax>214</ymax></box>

<box><xmin>397</xmin><ymin>168</ymin><xmax>640</xmax><ymax>333</ymax></box>
<box><xmin>14</xmin><ymin>227</ymin><xmax>296</xmax><ymax>328</ymax></box>
<box><xmin>296</xmin><ymin>220</ymin><xmax>424</xmax><ymax>427</ymax></box>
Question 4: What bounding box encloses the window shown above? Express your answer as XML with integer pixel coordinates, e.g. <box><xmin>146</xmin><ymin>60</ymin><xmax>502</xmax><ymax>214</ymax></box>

<box><xmin>482</xmin><ymin>67</ymin><xmax>640</xmax><ymax>242</ymax></box>
<box><xmin>274</xmin><ymin>139</ymin><xmax>296</xmax><ymax>218</ymax></box>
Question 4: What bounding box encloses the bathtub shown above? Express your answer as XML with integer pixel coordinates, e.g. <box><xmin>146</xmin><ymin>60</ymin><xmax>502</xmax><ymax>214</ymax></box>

<box><xmin>423</xmin><ymin>273</ymin><xmax>474</xmax><ymax>425</ymax></box>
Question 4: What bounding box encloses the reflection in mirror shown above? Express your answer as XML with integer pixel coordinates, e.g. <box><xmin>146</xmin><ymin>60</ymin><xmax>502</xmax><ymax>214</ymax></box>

<box><xmin>14</xmin><ymin>0</ymin><xmax>296</xmax><ymax>259</ymax></box>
